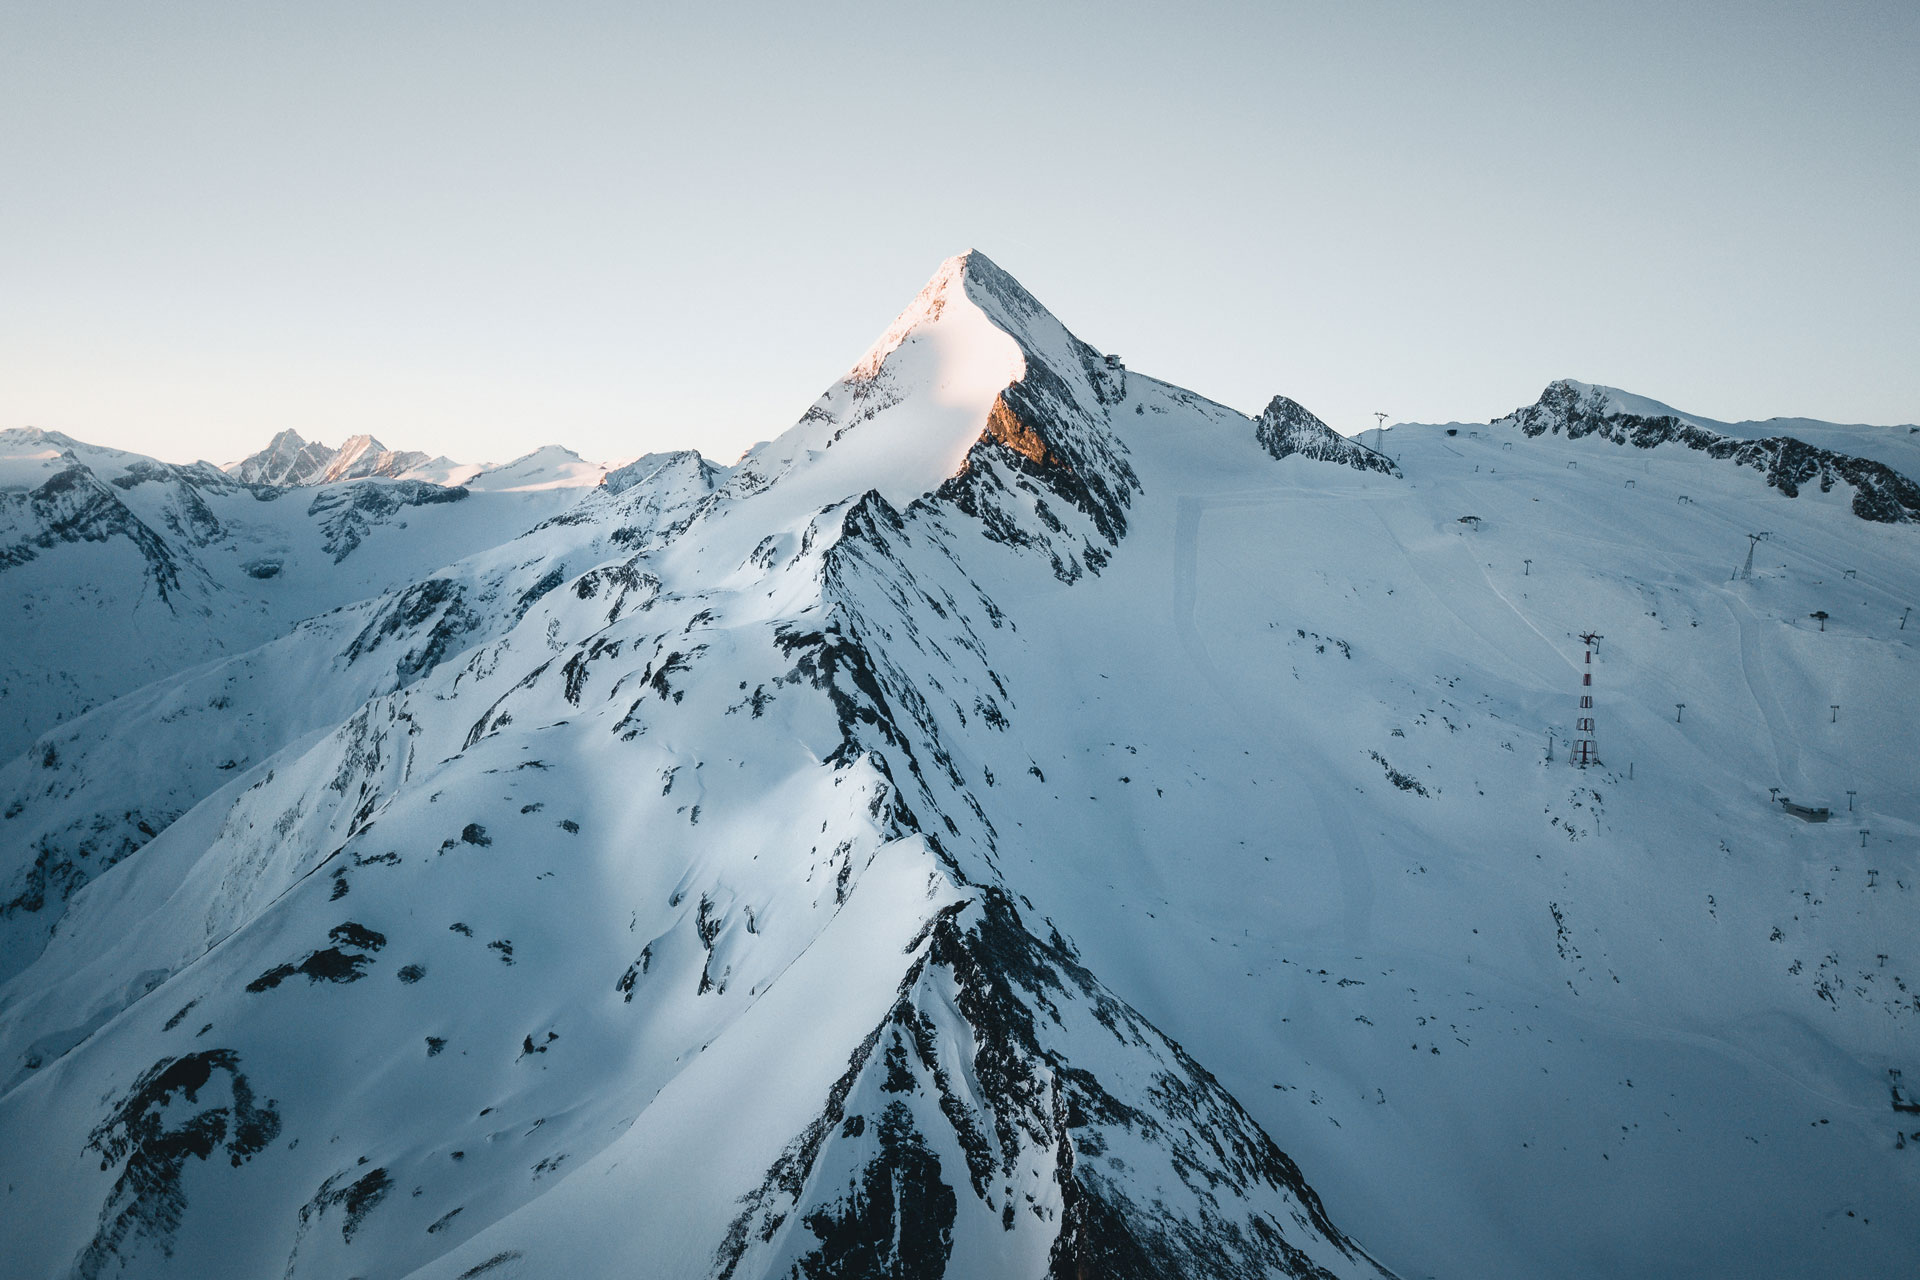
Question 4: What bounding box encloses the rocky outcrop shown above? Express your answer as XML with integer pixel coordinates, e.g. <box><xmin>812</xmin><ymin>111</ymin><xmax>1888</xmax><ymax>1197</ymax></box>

<box><xmin>602</xmin><ymin>450</ymin><xmax>725</xmax><ymax>497</ymax></box>
<box><xmin>715</xmin><ymin>889</ymin><xmax>1388</xmax><ymax>1280</ymax></box>
<box><xmin>227</xmin><ymin>430</ymin><xmax>433</xmax><ymax>487</ymax></box>
<box><xmin>0</xmin><ymin>463</ymin><xmax>190</xmax><ymax>597</ymax></box>
<box><xmin>1255</xmin><ymin>397</ymin><xmax>1400</xmax><ymax>477</ymax></box>
<box><xmin>1503</xmin><ymin>381</ymin><xmax>1920</xmax><ymax>524</ymax></box>
<box><xmin>934</xmin><ymin>255</ymin><xmax>1141</xmax><ymax>584</ymax></box>
<box><xmin>306</xmin><ymin>479</ymin><xmax>468</xmax><ymax>562</ymax></box>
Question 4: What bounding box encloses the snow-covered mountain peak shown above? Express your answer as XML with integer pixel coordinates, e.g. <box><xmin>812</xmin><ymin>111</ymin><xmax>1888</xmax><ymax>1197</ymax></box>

<box><xmin>843</xmin><ymin>251</ymin><xmax>989</xmax><ymax>383</ymax></box>
<box><xmin>226</xmin><ymin>430</ymin><xmax>434</xmax><ymax>487</ymax></box>
<box><xmin>1255</xmin><ymin>395</ymin><xmax>1400</xmax><ymax>476</ymax></box>
<box><xmin>702</xmin><ymin>249</ymin><xmax>1128</xmax><ymax>587</ymax></box>
<box><xmin>601</xmin><ymin>449</ymin><xmax>723</xmax><ymax>496</ymax></box>
<box><xmin>322</xmin><ymin>433</ymin><xmax>391</xmax><ymax>479</ymax></box>
<box><xmin>463</xmin><ymin>445</ymin><xmax>607</xmax><ymax>492</ymax></box>
<box><xmin>1553</xmin><ymin>379</ymin><xmax>1701</xmax><ymax>425</ymax></box>
<box><xmin>0</xmin><ymin>428</ymin><xmax>80</xmax><ymax>490</ymax></box>
<box><xmin>1500</xmin><ymin>380</ymin><xmax>1920</xmax><ymax>523</ymax></box>
<box><xmin>841</xmin><ymin>249</ymin><xmax>1075</xmax><ymax>382</ymax></box>
<box><xmin>7</xmin><ymin>255</ymin><xmax>1920</xmax><ymax>1279</ymax></box>
<box><xmin>1</xmin><ymin>426</ymin><xmax>229</xmax><ymax>494</ymax></box>
<box><xmin>721</xmin><ymin>254</ymin><xmax>1033</xmax><ymax>515</ymax></box>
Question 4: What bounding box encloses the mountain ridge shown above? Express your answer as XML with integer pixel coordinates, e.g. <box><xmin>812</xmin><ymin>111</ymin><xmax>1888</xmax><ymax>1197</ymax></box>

<box><xmin>1</xmin><ymin>253</ymin><xmax>1916</xmax><ymax>1280</ymax></box>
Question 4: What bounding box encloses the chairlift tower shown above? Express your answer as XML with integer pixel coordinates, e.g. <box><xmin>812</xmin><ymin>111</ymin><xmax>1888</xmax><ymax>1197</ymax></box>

<box><xmin>1572</xmin><ymin>632</ymin><xmax>1603</xmax><ymax>767</ymax></box>
<box><xmin>1373</xmin><ymin>412</ymin><xmax>1388</xmax><ymax>454</ymax></box>
<box><xmin>1740</xmin><ymin>532</ymin><xmax>1771</xmax><ymax>581</ymax></box>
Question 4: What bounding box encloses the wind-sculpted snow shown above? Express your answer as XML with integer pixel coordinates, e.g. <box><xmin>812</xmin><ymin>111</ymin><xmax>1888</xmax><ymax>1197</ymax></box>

<box><xmin>2</xmin><ymin>254</ymin><xmax>1917</xmax><ymax>1280</ymax></box>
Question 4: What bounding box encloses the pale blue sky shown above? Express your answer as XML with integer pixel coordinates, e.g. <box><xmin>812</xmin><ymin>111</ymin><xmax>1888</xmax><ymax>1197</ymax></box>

<box><xmin>3</xmin><ymin>1</ymin><xmax>1915</xmax><ymax>466</ymax></box>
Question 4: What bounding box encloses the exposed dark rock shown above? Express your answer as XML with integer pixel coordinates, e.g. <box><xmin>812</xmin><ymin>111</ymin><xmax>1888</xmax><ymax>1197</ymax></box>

<box><xmin>246</xmin><ymin>922</ymin><xmax>387</xmax><ymax>992</ymax></box>
<box><xmin>0</xmin><ymin>463</ymin><xmax>190</xmax><ymax>600</ymax></box>
<box><xmin>306</xmin><ymin>480</ymin><xmax>468</xmax><ymax>562</ymax></box>
<box><xmin>299</xmin><ymin>1164</ymin><xmax>393</xmax><ymax>1244</ymax></box>
<box><xmin>346</xmin><ymin>578</ymin><xmax>480</xmax><ymax>685</ymax></box>
<box><xmin>1255</xmin><ymin>397</ymin><xmax>1400</xmax><ymax>477</ymax></box>
<box><xmin>1505</xmin><ymin>382</ymin><xmax>1920</xmax><ymax>524</ymax></box>
<box><xmin>75</xmin><ymin>1050</ymin><xmax>280</xmax><ymax>1279</ymax></box>
<box><xmin>715</xmin><ymin>890</ymin><xmax>1385</xmax><ymax>1280</ymax></box>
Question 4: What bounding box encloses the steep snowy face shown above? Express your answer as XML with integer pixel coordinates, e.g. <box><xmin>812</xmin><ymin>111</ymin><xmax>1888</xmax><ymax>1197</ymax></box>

<box><xmin>721</xmin><ymin>252</ymin><xmax>1032</xmax><ymax>513</ymax></box>
<box><xmin>1501</xmin><ymin>380</ymin><xmax>1920</xmax><ymax>523</ymax></box>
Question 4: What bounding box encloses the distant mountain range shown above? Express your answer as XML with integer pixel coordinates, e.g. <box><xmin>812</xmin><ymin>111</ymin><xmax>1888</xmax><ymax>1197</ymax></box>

<box><xmin>2</xmin><ymin>253</ymin><xmax>1916</xmax><ymax>1280</ymax></box>
<box><xmin>225</xmin><ymin>429</ymin><xmax>443</xmax><ymax>487</ymax></box>
<box><xmin>223</xmin><ymin>429</ymin><xmax>622</xmax><ymax>492</ymax></box>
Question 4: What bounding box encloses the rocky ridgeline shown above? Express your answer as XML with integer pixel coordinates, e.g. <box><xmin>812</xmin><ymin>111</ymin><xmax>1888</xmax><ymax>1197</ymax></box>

<box><xmin>1255</xmin><ymin>397</ymin><xmax>1400</xmax><ymax>477</ymax></box>
<box><xmin>1502</xmin><ymin>380</ymin><xmax>1920</xmax><ymax>523</ymax></box>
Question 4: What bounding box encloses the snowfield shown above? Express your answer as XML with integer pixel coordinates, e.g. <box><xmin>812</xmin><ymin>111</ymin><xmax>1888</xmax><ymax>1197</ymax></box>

<box><xmin>0</xmin><ymin>252</ymin><xmax>1915</xmax><ymax>1280</ymax></box>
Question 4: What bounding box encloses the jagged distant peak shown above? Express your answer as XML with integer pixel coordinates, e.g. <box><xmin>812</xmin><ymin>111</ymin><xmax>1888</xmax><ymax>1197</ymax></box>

<box><xmin>318</xmin><ymin>436</ymin><xmax>432</xmax><ymax>485</ymax></box>
<box><xmin>226</xmin><ymin>430</ymin><xmax>439</xmax><ymax>488</ymax></box>
<box><xmin>602</xmin><ymin>448</ymin><xmax>722</xmax><ymax>496</ymax></box>
<box><xmin>1501</xmin><ymin>379</ymin><xmax>1920</xmax><ymax>524</ymax></box>
<box><xmin>1256</xmin><ymin>395</ymin><xmax>1400</xmax><ymax>477</ymax></box>
<box><xmin>1513</xmin><ymin>379</ymin><xmax>1920</xmax><ymax>439</ymax></box>
<box><xmin>1508</xmin><ymin>379</ymin><xmax>1708</xmax><ymax>432</ymax></box>
<box><xmin>225</xmin><ymin>430</ymin><xmax>333</xmax><ymax>486</ymax></box>
<box><xmin>327</xmin><ymin>432</ymin><xmax>390</xmax><ymax>462</ymax></box>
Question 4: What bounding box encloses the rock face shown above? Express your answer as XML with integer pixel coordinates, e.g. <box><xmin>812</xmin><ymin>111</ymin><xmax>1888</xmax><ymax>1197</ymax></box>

<box><xmin>2</xmin><ymin>254</ymin><xmax>1916</xmax><ymax>1280</ymax></box>
<box><xmin>226</xmin><ymin>430</ymin><xmax>434</xmax><ymax>487</ymax></box>
<box><xmin>1254</xmin><ymin>397</ymin><xmax>1400</xmax><ymax>477</ymax></box>
<box><xmin>306</xmin><ymin>479</ymin><xmax>470</xmax><ymax>562</ymax></box>
<box><xmin>226</xmin><ymin>428</ymin><xmax>334</xmax><ymax>486</ymax></box>
<box><xmin>1500</xmin><ymin>380</ymin><xmax>1920</xmax><ymax>523</ymax></box>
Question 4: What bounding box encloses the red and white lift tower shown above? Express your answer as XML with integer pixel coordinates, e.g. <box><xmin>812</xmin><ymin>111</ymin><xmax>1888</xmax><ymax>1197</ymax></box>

<box><xmin>1572</xmin><ymin>632</ymin><xmax>1602</xmax><ymax>767</ymax></box>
